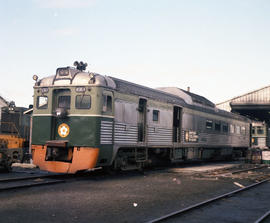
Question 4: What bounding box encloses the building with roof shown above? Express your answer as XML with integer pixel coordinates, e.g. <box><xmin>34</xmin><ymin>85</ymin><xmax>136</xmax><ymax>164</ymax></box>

<box><xmin>0</xmin><ymin>95</ymin><xmax>8</xmax><ymax>121</ymax></box>
<box><xmin>216</xmin><ymin>85</ymin><xmax>270</xmax><ymax>123</ymax></box>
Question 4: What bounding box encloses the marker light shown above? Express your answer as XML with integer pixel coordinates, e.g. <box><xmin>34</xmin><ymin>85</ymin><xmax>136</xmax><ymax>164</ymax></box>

<box><xmin>89</xmin><ymin>73</ymin><xmax>95</xmax><ymax>79</ymax></box>
<box><xmin>33</xmin><ymin>75</ymin><xmax>39</xmax><ymax>81</ymax></box>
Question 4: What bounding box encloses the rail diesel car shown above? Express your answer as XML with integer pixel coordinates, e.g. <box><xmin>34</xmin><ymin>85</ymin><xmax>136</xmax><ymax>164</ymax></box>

<box><xmin>31</xmin><ymin>62</ymin><xmax>251</xmax><ymax>173</ymax></box>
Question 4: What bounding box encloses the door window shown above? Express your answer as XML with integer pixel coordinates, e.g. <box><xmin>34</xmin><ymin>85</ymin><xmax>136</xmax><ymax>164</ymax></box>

<box><xmin>153</xmin><ymin>110</ymin><xmax>159</xmax><ymax>122</ymax></box>
<box><xmin>103</xmin><ymin>95</ymin><xmax>112</xmax><ymax>113</ymax></box>
<box><xmin>58</xmin><ymin>96</ymin><xmax>71</xmax><ymax>109</ymax></box>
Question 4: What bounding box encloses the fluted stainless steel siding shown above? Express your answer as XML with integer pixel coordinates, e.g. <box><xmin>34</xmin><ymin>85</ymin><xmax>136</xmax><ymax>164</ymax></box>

<box><xmin>100</xmin><ymin>121</ymin><xmax>113</xmax><ymax>144</ymax></box>
<box><xmin>114</xmin><ymin>122</ymin><xmax>138</xmax><ymax>144</ymax></box>
<box><xmin>147</xmin><ymin>126</ymin><xmax>172</xmax><ymax>145</ymax></box>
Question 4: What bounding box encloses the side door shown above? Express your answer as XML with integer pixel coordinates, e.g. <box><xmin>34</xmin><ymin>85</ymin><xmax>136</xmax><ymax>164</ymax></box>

<box><xmin>52</xmin><ymin>89</ymin><xmax>71</xmax><ymax>140</ymax></box>
<box><xmin>138</xmin><ymin>98</ymin><xmax>147</xmax><ymax>142</ymax></box>
<box><xmin>173</xmin><ymin>106</ymin><xmax>182</xmax><ymax>143</ymax></box>
<box><xmin>100</xmin><ymin>90</ymin><xmax>114</xmax><ymax>145</ymax></box>
<box><xmin>102</xmin><ymin>91</ymin><xmax>114</xmax><ymax>116</ymax></box>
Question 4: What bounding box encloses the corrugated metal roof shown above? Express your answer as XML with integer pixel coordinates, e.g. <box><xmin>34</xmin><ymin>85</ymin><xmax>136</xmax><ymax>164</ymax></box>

<box><xmin>217</xmin><ymin>85</ymin><xmax>270</xmax><ymax>106</ymax></box>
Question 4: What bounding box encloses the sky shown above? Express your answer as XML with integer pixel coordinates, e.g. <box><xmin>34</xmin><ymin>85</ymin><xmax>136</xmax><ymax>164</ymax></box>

<box><xmin>1</xmin><ymin>0</ymin><xmax>270</xmax><ymax>107</ymax></box>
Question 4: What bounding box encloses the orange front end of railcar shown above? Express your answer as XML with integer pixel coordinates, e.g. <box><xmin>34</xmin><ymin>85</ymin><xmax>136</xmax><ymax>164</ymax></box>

<box><xmin>32</xmin><ymin>145</ymin><xmax>99</xmax><ymax>174</ymax></box>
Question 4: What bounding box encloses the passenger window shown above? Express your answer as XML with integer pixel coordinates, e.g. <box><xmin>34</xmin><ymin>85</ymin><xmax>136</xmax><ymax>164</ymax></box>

<box><xmin>76</xmin><ymin>95</ymin><xmax>91</xmax><ymax>109</ymax></box>
<box><xmin>103</xmin><ymin>95</ymin><xmax>112</xmax><ymax>113</ymax></box>
<box><xmin>223</xmin><ymin>124</ymin><xmax>228</xmax><ymax>133</ymax></box>
<box><xmin>230</xmin><ymin>124</ymin><xmax>235</xmax><ymax>134</ymax></box>
<box><xmin>153</xmin><ymin>110</ymin><xmax>159</xmax><ymax>122</ymax></box>
<box><xmin>241</xmin><ymin>126</ymin><xmax>246</xmax><ymax>135</ymax></box>
<box><xmin>236</xmin><ymin>126</ymin><xmax>240</xmax><ymax>134</ymax></box>
<box><xmin>257</xmin><ymin>127</ymin><xmax>264</xmax><ymax>134</ymax></box>
<box><xmin>37</xmin><ymin>96</ymin><xmax>48</xmax><ymax>109</ymax></box>
<box><xmin>206</xmin><ymin>120</ymin><xmax>213</xmax><ymax>129</ymax></box>
<box><xmin>252</xmin><ymin>127</ymin><xmax>255</xmax><ymax>134</ymax></box>
<box><xmin>58</xmin><ymin>96</ymin><xmax>71</xmax><ymax>109</ymax></box>
<box><xmin>215</xmin><ymin>122</ymin><xmax>221</xmax><ymax>131</ymax></box>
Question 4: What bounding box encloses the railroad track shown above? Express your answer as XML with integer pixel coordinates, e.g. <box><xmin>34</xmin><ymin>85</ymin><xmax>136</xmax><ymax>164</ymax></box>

<box><xmin>216</xmin><ymin>165</ymin><xmax>269</xmax><ymax>176</ymax></box>
<box><xmin>146</xmin><ymin>176</ymin><xmax>270</xmax><ymax>223</ymax></box>
<box><xmin>0</xmin><ymin>174</ymin><xmax>67</xmax><ymax>191</ymax></box>
<box><xmin>254</xmin><ymin>210</ymin><xmax>270</xmax><ymax>223</ymax></box>
<box><xmin>1</xmin><ymin>164</ymin><xmax>266</xmax><ymax>192</ymax></box>
<box><xmin>0</xmin><ymin>167</ymin><xmax>103</xmax><ymax>191</ymax></box>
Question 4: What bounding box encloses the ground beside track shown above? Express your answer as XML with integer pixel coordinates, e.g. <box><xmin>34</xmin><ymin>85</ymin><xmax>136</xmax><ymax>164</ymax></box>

<box><xmin>163</xmin><ymin>181</ymin><xmax>270</xmax><ymax>223</ymax></box>
<box><xmin>0</xmin><ymin>161</ymin><xmax>269</xmax><ymax>223</ymax></box>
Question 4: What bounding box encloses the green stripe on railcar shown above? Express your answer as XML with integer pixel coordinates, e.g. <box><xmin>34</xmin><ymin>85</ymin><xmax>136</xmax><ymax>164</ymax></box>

<box><xmin>32</xmin><ymin>115</ymin><xmax>114</xmax><ymax>165</ymax></box>
<box><xmin>32</xmin><ymin>116</ymin><xmax>110</xmax><ymax>146</ymax></box>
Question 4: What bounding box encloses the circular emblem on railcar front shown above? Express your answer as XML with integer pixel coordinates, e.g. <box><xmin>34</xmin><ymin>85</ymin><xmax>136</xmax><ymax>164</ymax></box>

<box><xmin>58</xmin><ymin>123</ymin><xmax>70</xmax><ymax>138</ymax></box>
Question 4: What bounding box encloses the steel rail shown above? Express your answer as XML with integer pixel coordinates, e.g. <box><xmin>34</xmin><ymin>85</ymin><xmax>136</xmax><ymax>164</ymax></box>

<box><xmin>0</xmin><ymin>173</ymin><xmax>69</xmax><ymax>191</ymax></box>
<box><xmin>254</xmin><ymin>210</ymin><xmax>270</xmax><ymax>223</ymax></box>
<box><xmin>211</xmin><ymin>165</ymin><xmax>269</xmax><ymax>177</ymax></box>
<box><xmin>0</xmin><ymin>179</ymin><xmax>65</xmax><ymax>191</ymax></box>
<box><xmin>0</xmin><ymin>174</ymin><xmax>65</xmax><ymax>183</ymax></box>
<box><xmin>0</xmin><ymin>169</ymin><xmax>102</xmax><ymax>191</ymax></box>
<box><xmin>230</xmin><ymin>165</ymin><xmax>268</xmax><ymax>175</ymax></box>
<box><xmin>146</xmin><ymin>177</ymin><xmax>270</xmax><ymax>223</ymax></box>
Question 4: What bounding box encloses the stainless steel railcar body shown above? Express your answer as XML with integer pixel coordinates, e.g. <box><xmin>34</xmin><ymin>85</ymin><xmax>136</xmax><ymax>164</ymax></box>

<box><xmin>31</xmin><ymin>64</ymin><xmax>251</xmax><ymax>173</ymax></box>
<box><xmin>110</xmin><ymin>78</ymin><xmax>250</xmax><ymax>169</ymax></box>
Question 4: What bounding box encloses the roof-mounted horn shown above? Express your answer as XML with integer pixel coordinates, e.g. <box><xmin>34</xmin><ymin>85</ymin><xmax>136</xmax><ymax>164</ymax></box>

<box><xmin>74</xmin><ymin>61</ymin><xmax>88</xmax><ymax>71</ymax></box>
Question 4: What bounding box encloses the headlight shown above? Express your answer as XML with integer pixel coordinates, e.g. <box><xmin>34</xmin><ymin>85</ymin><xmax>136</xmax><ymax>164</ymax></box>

<box><xmin>58</xmin><ymin>68</ymin><xmax>69</xmax><ymax>76</ymax></box>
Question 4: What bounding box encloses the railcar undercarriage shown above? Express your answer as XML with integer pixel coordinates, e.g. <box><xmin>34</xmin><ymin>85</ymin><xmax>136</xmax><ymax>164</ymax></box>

<box><xmin>111</xmin><ymin>147</ymin><xmax>247</xmax><ymax>171</ymax></box>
